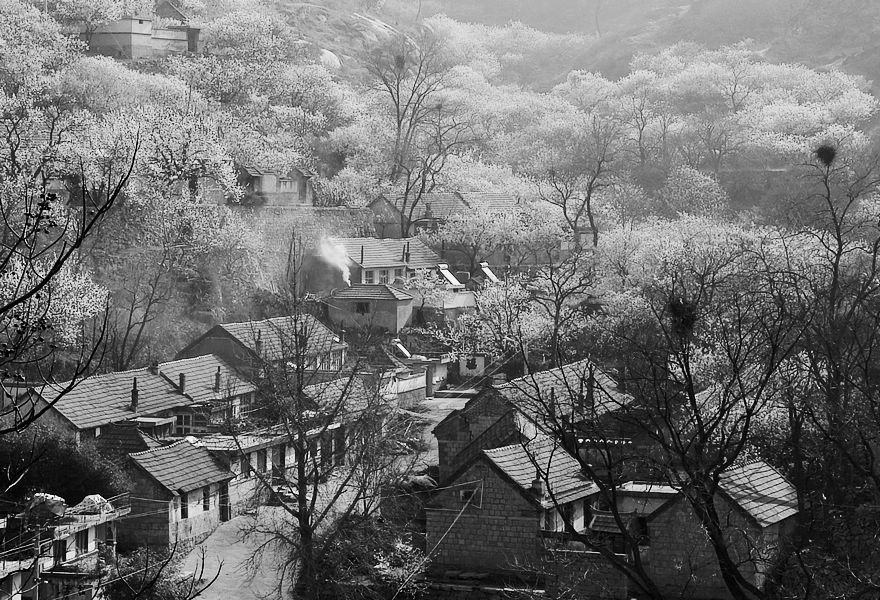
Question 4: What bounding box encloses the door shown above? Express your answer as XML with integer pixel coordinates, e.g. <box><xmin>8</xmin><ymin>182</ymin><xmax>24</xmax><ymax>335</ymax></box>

<box><xmin>219</xmin><ymin>483</ymin><xmax>230</xmax><ymax>522</ymax></box>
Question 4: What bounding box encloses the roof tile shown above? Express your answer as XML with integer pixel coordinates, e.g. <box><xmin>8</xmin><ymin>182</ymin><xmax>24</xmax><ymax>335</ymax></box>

<box><xmin>130</xmin><ymin>439</ymin><xmax>233</xmax><ymax>494</ymax></box>
<box><xmin>483</xmin><ymin>435</ymin><xmax>597</xmax><ymax>507</ymax></box>
<box><xmin>721</xmin><ymin>461</ymin><xmax>798</xmax><ymax>527</ymax></box>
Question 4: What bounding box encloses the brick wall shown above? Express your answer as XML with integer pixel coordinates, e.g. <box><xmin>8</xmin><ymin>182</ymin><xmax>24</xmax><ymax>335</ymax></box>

<box><xmin>435</xmin><ymin>391</ymin><xmax>515</xmax><ymax>484</ymax></box>
<box><xmin>646</xmin><ymin>495</ymin><xmax>771</xmax><ymax>599</ymax></box>
<box><xmin>547</xmin><ymin>550</ymin><xmax>629</xmax><ymax>599</ymax></box>
<box><xmin>426</xmin><ymin>460</ymin><xmax>541</xmax><ymax>573</ymax></box>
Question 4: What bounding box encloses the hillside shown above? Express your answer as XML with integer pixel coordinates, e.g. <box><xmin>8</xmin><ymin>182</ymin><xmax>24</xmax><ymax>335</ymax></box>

<box><xmin>272</xmin><ymin>0</ymin><xmax>880</xmax><ymax>93</ymax></box>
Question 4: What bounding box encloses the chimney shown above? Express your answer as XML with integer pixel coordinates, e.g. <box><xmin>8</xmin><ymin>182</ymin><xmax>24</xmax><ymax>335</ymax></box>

<box><xmin>147</xmin><ymin>361</ymin><xmax>159</xmax><ymax>375</ymax></box>
<box><xmin>255</xmin><ymin>330</ymin><xmax>263</xmax><ymax>356</ymax></box>
<box><xmin>214</xmin><ymin>366</ymin><xmax>221</xmax><ymax>392</ymax></box>
<box><xmin>130</xmin><ymin>378</ymin><xmax>139</xmax><ymax>411</ymax></box>
<box><xmin>530</xmin><ymin>470</ymin><xmax>544</xmax><ymax>497</ymax></box>
<box><xmin>360</xmin><ymin>245</ymin><xmax>364</xmax><ymax>264</ymax></box>
<box><xmin>405</xmin><ymin>241</ymin><xmax>411</xmax><ymax>263</ymax></box>
<box><xmin>178</xmin><ymin>373</ymin><xmax>186</xmax><ymax>394</ymax></box>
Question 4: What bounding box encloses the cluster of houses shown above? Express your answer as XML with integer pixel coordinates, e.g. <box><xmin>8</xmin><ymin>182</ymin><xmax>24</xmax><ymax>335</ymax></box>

<box><xmin>0</xmin><ymin>309</ymin><xmax>421</xmax><ymax>600</ymax></box>
<box><xmin>422</xmin><ymin>358</ymin><xmax>799</xmax><ymax>599</ymax></box>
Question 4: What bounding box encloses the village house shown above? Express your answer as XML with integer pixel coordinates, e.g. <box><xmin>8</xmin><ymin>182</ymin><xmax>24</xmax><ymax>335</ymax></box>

<box><xmin>327</xmin><ymin>284</ymin><xmax>414</xmax><ymax>333</ymax></box>
<box><xmin>21</xmin><ymin>354</ymin><xmax>254</xmax><ymax>442</ymax></box>
<box><xmin>639</xmin><ymin>462</ymin><xmax>798</xmax><ymax>599</ymax></box>
<box><xmin>236</xmin><ymin>165</ymin><xmax>315</xmax><ymax>207</ymax></box>
<box><xmin>27</xmin><ymin>368</ymin><xmax>191</xmax><ymax>443</ymax></box>
<box><xmin>425</xmin><ymin>435</ymin><xmax>597</xmax><ymax>576</ymax></box>
<box><xmin>0</xmin><ymin>492</ymin><xmax>130</xmax><ymax>600</ymax></box>
<box><xmin>120</xmin><ymin>439</ymin><xmax>234</xmax><ymax>549</ymax></box>
<box><xmin>306</xmin><ymin>236</ymin><xmax>448</xmax><ymax>293</ymax></box>
<box><xmin>433</xmin><ymin>358</ymin><xmax>633</xmax><ymax>484</ymax></box>
<box><xmin>176</xmin><ymin>314</ymin><xmax>347</xmax><ymax>378</ymax></box>
<box><xmin>85</xmin><ymin>1</ymin><xmax>199</xmax><ymax>60</ymax></box>
<box><xmin>158</xmin><ymin>354</ymin><xmax>258</xmax><ymax>431</ymax></box>
<box><xmin>368</xmin><ymin>191</ymin><xmax>522</xmax><ymax>237</ymax></box>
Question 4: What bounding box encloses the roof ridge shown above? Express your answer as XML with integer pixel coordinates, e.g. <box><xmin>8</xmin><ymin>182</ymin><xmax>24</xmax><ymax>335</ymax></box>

<box><xmin>129</xmin><ymin>439</ymin><xmax>190</xmax><ymax>457</ymax></box>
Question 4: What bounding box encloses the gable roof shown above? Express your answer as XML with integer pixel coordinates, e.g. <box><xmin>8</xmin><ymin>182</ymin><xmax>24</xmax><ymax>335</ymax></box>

<box><xmin>330</xmin><ymin>283</ymin><xmax>412</xmax><ymax>301</ymax></box>
<box><xmin>495</xmin><ymin>358</ymin><xmax>632</xmax><ymax>431</ymax></box>
<box><xmin>95</xmin><ymin>422</ymin><xmax>163</xmax><ymax>458</ymax></box>
<box><xmin>720</xmin><ymin>462</ymin><xmax>798</xmax><ymax>528</ymax></box>
<box><xmin>483</xmin><ymin>435</ymin><xmax>597</xmax><ymax>508</ymax></box>
<box><xmin>411</xmin><ymin>192</ymin><xmax>468</xmax><ymax>221</ymax></box>
<box><xmin>333</xmin><ymin>237</ymin><xmax>440</xmax><ymax>270</ymax></box>
<box><xmin>158</xmin><ymin>354</ymin><xmax>256</xmax><ymax>404</ymax></box>
<box><xmin>209</xmin><ymin>314</ymin><xmax>343</xmax><ymax>361</ymax></box>
<box><xmin>129</xmin><ymin>440</ymin><xmax>233</xmax><ymax>495</ymax></box>
<box><xmin>42</xmin><ymin>369</ymin><xmax>192</xmax><ymax>430</ymax></box>
<box><xmin>463</xmin><ymin>192</ymin><xmax>521</xmax><ymax>212</ymax></box>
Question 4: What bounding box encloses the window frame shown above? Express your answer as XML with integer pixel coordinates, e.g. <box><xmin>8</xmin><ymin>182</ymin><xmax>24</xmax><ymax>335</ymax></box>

<box><xmin>203</xmin><ymin>487</ymin><xmax>210</xmax><ymax>511</ymax></box>
<box><xmin>180</xmin><ymin>492</ymin><xmax>189</xmax><ymax>519</ymax></box>
<box><xmin>363</xmin><ymin>270</ymin><xmax>375</xmax><ymax>284</ymax></box>
<box><xmin>75</xmin><ymin>529</ymin><xmax>89</xmax><ymax>556</ymax></box>
<box><xmin>355</xmin><ymin>301</ymin><xmax>370</xmax><ymax>315</ymax></box>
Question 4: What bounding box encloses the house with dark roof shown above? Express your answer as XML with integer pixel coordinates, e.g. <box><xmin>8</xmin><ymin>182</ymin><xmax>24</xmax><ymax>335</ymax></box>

<box><xmin>305</xmin><ymin>237</ymin><xmax>445</xmax><ymax>294</ymax></box>
<box><xmin>157</xmin><ymin>354</ymin><xmax>258</xmax><ymax>430</ymax></box>
<box><xmin>27</xmin><ymin>354</ymin><xmax>254</xmax><ymax>442</ymax></box>
<box><xmin>119</xmin><ymin>439</ymin><xmax>234</xmax><ymax>549</ymax></box>
<box><xmin>176</xmin><ymin>314</ymin><xmax>347</xmax><ymax>378</ymax></box>
<box><xmin>327</xmin><ymin>283</ymin><xmax>414</xmax><ymax>333</ymax></box>
<box><xmin>425</xmin><ymin>435</ymin><xmax>598</xmax><ymax>575</ymax></box>
<box><xmin>30</xmin><ymin>368</ymin><xmax>192</xmax><ymax>442</ymax></box>
<box><xmin>433</xmin><ymin>358</ymin><xmax>634</xmax><ymax>483</ymax></box>
<box><xmin>636</xmin><ymin>462</ymin><xmax>798</xmax><ymax>599</ymax></box>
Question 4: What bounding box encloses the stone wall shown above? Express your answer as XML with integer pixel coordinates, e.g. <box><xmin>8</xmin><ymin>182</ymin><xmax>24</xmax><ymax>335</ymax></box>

<box><xmin>426</xmin><ymin>460</ymin><xmax>541</xmax><ymax>573</ymax></box>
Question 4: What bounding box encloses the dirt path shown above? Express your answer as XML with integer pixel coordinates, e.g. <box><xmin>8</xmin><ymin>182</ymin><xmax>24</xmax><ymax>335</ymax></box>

<box><xmin>181</xmin><ymin>508</ymin><xmax>291</xmax><ymax>600</ymax></box>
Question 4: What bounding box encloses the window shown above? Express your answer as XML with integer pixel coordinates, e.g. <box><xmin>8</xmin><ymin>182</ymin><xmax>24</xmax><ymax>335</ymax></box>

<box><xmin>379</xmin><ymin>269</ymin><xmax>389</xmax><ymax>283</ymax></box>
<box><xmin>53</xmin><ymin>539</ymin><xmax>67</xmax><ymax>564</ymax></box>
<box><xmin>257</xmin><ymin>449</ymin><xmax>267</xmax><ymax>473</ymax></box>
<box><xmin>75</xmin><ymin>529</ymin><xmax>88</xmax><ymax>555</ymax></box>
<box><xmin>633</xmin><ymin>517</ymin><xmax>650</xmax><ymax>546</ymax></box>
<box><xmin>241</xmin><ymin>453</ymin><xmax>252</xmax><ymax>478</ymax></box>
<box><xmin>203</xmin><ymin>487</ymin><xmax>210</xmax><ymax>511</ymax></box>
<box><xmin>363</xmin><ymin>270</ymin><xmax>375</xmax><ymax>284</ymax></box>
<box><xmin>176</xmin><ymin>414</ymin><xmax>192</xmax><ymax>436</ymax></box>
<box><xmin>394</xmin><ymin>268</ymin><xmax>404</xmax><ymax>281</ymax></box>
<box><xmin>355</xmin><ymin>302</ymin><xmax>370</xmax><ymax>315</ymax></box>
<box><xmin>180</xmin><ymin>493</ymin><xmax>189</xmax><ymax>519</ymax></box>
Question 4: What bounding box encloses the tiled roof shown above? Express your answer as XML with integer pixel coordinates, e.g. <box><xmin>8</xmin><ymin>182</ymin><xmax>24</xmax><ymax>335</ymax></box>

<box><xmin>130</xmin><ymin>439</ymin><xmax>234</xmax><ymax>495</ymax></box>
<box><xmin>42</xmin><ymin>369</ymin><xmax>192</xmax><ymax>430</ymax></box>
<box><xmin>218</xmin><ymin>314</ymin><xmax>342</xmax><ymax>361</ymax></box>
<box><xmin>483</xmin><ymin>435</ymin><xmax>597</xmax><ymax>508</ymax></box>
<box><xmin>721</xmin><ymin>461</ymin><xmax>798</xmax><ymax>528</ymax></box>
<box><xmin>334</xmin><ymin>237</ymin><xmax>440</xmax><ymax>270</ymax></box>
<box><xmin>411</xmin><ymin>192</ymin><xmax>468</xmax><ymax>220</ymax></box>
<box><xmin>589</xmin><ymin>510</ymin><xmax>636</xmax><ymax>534</ymax></box>
<box><xmin>95</xmin><ymin>423</ymin><xmax>163</xmax><ymax>458</ymax></box>
<box><xmin>463</xmin><ymin>192</ymin><xmax>521</xmax><ymax>212</ymax></box>
<box><xmin>199</xmin><ymin>427</ymin><xmax>289</xmax><ymax>453</ymax></box>
<box><xmin>331</xmin><ymin>283</ymin><xmax>412</xmax><ymax>301</ymax></box>
<box><xmin>158</xmin><ymin>354</ymin><xmax>256</xmax><ymax>404</ymax></box>
<box><xmin>495</xmin><ymin>358</ymin><xmax>632</xmax><ymax>431</ymax></box>
<box><xmin>303</xmin><ymin>375</ymin><xmax>378</xmax><ymax>415</ymax></box>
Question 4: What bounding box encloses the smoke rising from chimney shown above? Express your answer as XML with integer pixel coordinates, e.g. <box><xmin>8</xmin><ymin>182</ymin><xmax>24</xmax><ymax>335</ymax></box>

<box><xmin>319</xmin><ymin>238</ymin><xmax>351</xmax><ymax>286</ymax></box>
